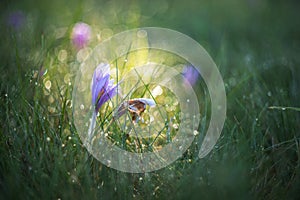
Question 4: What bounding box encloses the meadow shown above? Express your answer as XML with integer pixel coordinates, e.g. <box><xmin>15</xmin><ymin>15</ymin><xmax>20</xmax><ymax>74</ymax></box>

<box><xmin>1</xmin><ymin>0</ymin><xmax>300</xmax><ymax>199</ymax></box>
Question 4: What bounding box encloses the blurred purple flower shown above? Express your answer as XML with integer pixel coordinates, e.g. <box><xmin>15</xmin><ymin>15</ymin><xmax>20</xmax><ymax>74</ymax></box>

<box><xmin>91</xmin><ymin>63</ymin><xmax>117</xmax><ymax>113</ymax></box>
<box><xmin>71</xmin><ymin>22</ymin><xmax>91</xmax><ymax>50</ymax></box>
<box><xmin>183</xmin><ymin>65</ymin><xmax>200</xmax><ymax>86</ymax></box>
<box><xmin>7</xmin><ymin>11</ymin><xmax>26</xmax><ymax>30</ymax></box>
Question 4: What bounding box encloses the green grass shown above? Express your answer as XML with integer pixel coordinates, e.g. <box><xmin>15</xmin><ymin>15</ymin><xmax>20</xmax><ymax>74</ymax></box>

<box><xmin>1</xmin><ymin>0</ymin><xmax>300</xmax><ymax>199</ymax></box>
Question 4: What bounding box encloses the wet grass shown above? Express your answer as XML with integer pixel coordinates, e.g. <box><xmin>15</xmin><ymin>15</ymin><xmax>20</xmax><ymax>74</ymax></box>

<box><xmin>1</xmin><ymin>0</ymin><xmax>300</xmax><ymax>199</ymax></box>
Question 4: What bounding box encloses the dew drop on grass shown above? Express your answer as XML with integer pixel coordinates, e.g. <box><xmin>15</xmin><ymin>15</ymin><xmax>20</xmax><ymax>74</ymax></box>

<box><xmin>46</xmin><ymin>137</ymin><xmax>51</xmax><ymax>142</ymax></box>
<box><xmin>149</xmin><ymin>115</ymin><xmax>154</xmax><ymax>123</ymax></box>
<box><xmin>107</xmin><ymin>160</ymin><xmax>111</xmax><ymax>167</ymax></box>
<box><xmin>44</xmin><ymin>80</ymin><xmax>51</xmax><ymax>90</ymax></box>
<box><xmin>152</xmin><ymin>85</ymin><xmax>163</xmax><ymax>97</ymax></box>
<box><xmin>282</xmin><ymin>107</ymin><xmax>286</xmax><ymax>111</ymax></box>
<box><xmin>267</xmin><ymin>91</ymin><xmax>272</xmax><ymax>97</ymax></box>
<box><xmin>173</xmin><ymin>100</ymin><xmax>179</xmax><ymax>106</ymax></box>
<box><xmin>193</xmin><ymin>130</ymin><xmax>199</xmax><ymax>136</ymax></box>
<box><xmin>66</xmin><ymin>99</ymin><xmax>72</xmax><ymax>108</ymax></box>
<box><xmin>80</xmin><ymin>104</ymin><xmax>85</xmax><ymax>110</ymax></box>
<box><xmin>60</xmin><ymin>90</ymin><xmax>65</xmax><ymax>96</ymax></box>
<box><xmin>172</xmin><ymin>123</ymin><xmax>179</xmax><ymax>129</ymax></box>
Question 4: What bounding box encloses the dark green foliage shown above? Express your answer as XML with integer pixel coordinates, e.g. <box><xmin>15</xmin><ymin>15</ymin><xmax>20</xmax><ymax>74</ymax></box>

<box><xmin>1</xmin><ymin>0</ymin><xmax>299</xmax><ymax>199</ymax></box>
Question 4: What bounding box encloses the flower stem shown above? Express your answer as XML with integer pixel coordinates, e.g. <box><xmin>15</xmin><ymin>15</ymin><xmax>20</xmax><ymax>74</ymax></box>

<box><xmin>88</xmin><ymin>111</ymin><xmax>97</xmax><ymax>142</ymax></box>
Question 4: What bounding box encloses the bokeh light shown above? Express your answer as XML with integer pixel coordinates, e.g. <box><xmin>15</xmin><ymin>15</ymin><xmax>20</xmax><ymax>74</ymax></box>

<box><xmin>1</xmin><ymin>0</ymin><xmax>299</xmax><ymax>198</ymax></box>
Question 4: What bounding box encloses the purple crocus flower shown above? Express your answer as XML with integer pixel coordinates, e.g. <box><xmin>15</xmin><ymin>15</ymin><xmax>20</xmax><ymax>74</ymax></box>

<box><xmin>182</xmin><ymin>65</ymin><xmax>200</xmax><ymax>86</ymax></box>
<box><xmin>88</xmin><ymin>63</ymin><xmax>117</xmax><ymax>140</ymax></box>
<box><xmin>91</xmin><ymin>63</ymin><xmax>117</xmax><ymax>113</ymax></box>
<box><xmin>71</xmin><ymin>22</ymin><xmax>91</xmax><ymax>50</ymax></box>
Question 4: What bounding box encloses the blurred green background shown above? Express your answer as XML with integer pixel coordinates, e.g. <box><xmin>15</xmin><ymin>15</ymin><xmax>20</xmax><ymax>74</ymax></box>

<box><xmin>1</xmin><ymin>0</ymin><xmax>300</xmax><ymax>199</ymax></box>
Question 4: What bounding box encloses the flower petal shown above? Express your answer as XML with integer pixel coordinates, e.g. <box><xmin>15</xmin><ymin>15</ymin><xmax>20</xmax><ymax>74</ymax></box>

<box><xmin>92</xmin><ymin>69</ymin><xmax>102</xmax><ymax>101</ymax></box>
<box><xmin>92</xmin><ymin>73</ymin><xmax>109</xmax><ymax>105</ymax></box>
<box><xmin>91</xmin><ymin>63</ymin><xmax>110</xmax><ymax>94</ymax></box>
<box><xmin>113</xmin><ymin>98</ymin><xmax>155</xmax><ymax>119</ymax></box>
<box><xmin>71</xmin><ymin>22</ymin><xmax>91</xmax><ymax>50</ymax></box>
<box><xmin>114</xmin><ymin>101</ymin><xmax>128</xmax><ymax>118</ymax></box>
<box><xmin>97</xmin><ymin>63</ymin><xmax>110</xmax><ymax>74</ymax></box>
<box><xmin>95</xmin><ymin>85</ymin><xmax>117</xmax><ymax>113</ymax></box>
<box><xmin>133</xmin><ymin>98</ymin><xmax>156</xmax><ymax>107</ymax></box>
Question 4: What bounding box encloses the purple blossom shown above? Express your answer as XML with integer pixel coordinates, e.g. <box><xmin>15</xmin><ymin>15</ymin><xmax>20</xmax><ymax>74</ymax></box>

<box><xmin>7</xmin><ymin>11</ymin><xmax>26</xmax><ymax>30</ymax></box>
<box><xmin>71</xmin><ymin>22</ymin><xmax>91</xmax><ymax>50</ymax></box>
<box><xmin>88</xmin><ymin>63</ymin><xmax>117</xmax><ymax>140</ymax></box>
<box><xmin>182</xmin><ymin>65</ymin><xmax>200</xmax><ymax>86</ymax></box>
<box><xmin>91</xmin><ymin>63</ymin><xmax>117</xmax><ymax>113</ymax></box>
